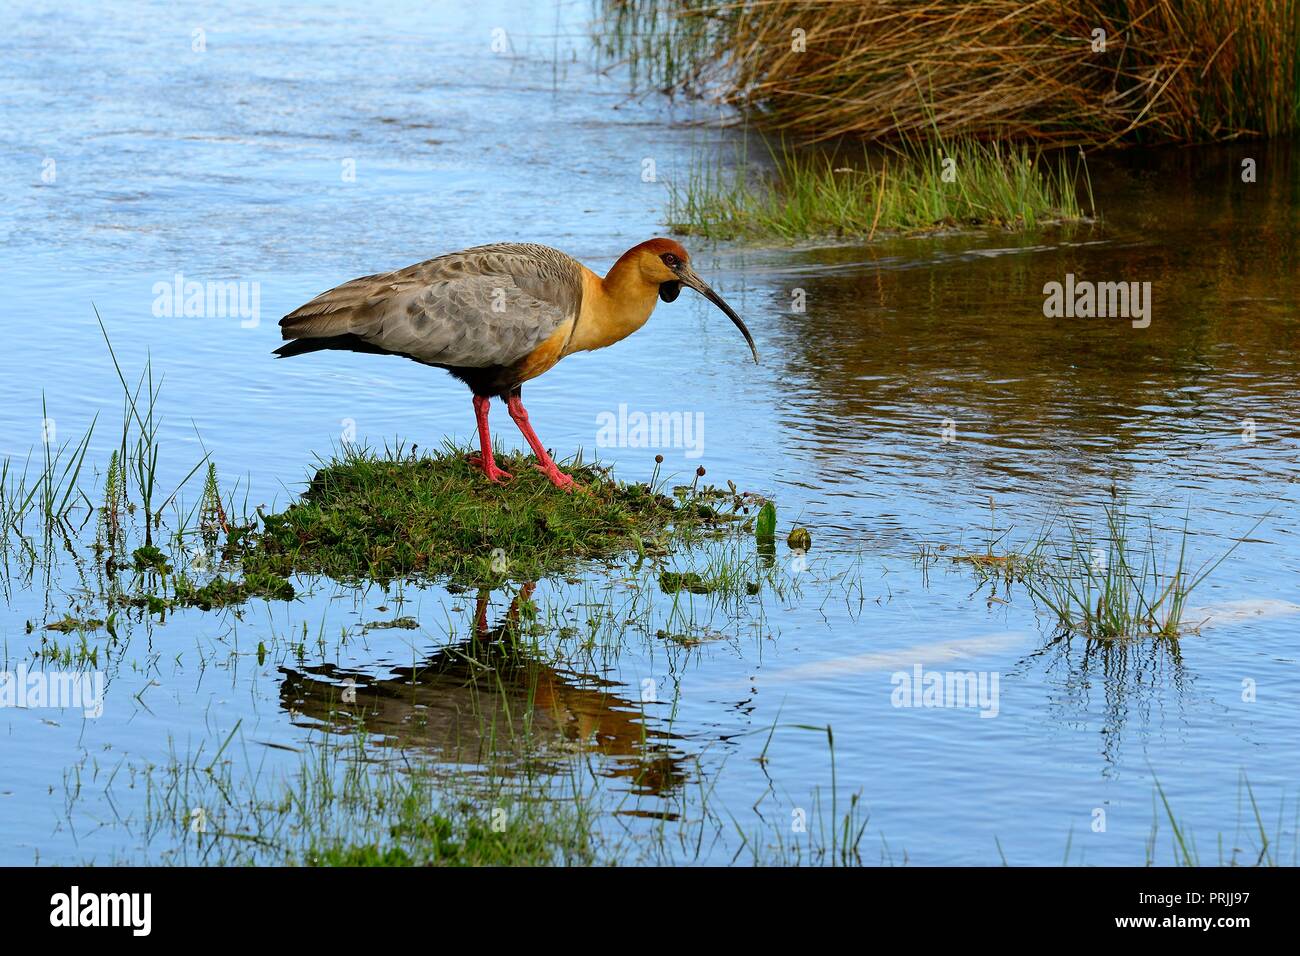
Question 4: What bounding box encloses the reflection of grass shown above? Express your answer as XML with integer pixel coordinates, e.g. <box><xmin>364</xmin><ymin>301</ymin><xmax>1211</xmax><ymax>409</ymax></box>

<box><xmin>117</xmin><ymin>706</ymin><xmax>873</xmax><ymax>865</ymax></box>
<box><xmin>174</xmin><ymin>571</ymin><xmax>297</xmax><ymax>610</ymax></box>
<box><xmin>136</xmin><ymin>728</ymin><xmax>603</xmax><ymax>866</ymax></box>
<box><xmin>1024</xmin><ymin>498</ymin><xmax>1257</xmax><ymax>640</ymax></box>
<box><xmin>668</xmin><ymin>138</ymin><xmax>1088</xmax><ymax>242</ymax></box>
<box><xmin>77</xmin><ymin>708</ymin><xmax>1300</xmax><ymax>866</ymax></box>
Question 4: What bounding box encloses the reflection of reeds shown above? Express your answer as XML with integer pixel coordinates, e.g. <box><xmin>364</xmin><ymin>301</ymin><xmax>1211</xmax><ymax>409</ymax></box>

<box><xmin>600</xmin><ymin>0</ymin><xmax>1300</xmax><ymax>145</ymax></box>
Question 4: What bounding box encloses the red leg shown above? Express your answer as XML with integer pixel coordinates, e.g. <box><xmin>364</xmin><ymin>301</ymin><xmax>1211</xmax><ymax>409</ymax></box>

<box><xmin>469</xmin><ymin>395</ymin><xmax>512</xmax><ymax>483</ymax></box>
<box><xmin>506</xmin><ymin>392</ymin><xmax>575</xmax><ymax>491</ymax></box>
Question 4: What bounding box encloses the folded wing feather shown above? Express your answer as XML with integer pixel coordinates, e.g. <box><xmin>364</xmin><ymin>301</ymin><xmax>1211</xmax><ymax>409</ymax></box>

<box><xmin>279</xmin><ymin>243</ymin><xmax>584</xmax><ymax>369</ymax></box>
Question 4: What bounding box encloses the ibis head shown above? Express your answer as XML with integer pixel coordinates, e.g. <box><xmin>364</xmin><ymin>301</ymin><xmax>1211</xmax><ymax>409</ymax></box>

<box><xmin>610</xmin><ymin>238</ymin><xmax>759</xmax><ymax>365</ymax></box>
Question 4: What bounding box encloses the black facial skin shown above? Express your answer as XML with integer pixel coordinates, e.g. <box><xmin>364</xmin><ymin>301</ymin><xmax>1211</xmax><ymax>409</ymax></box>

<box><xmin>656</xmin><ymin>252</ymin><xmax>760</xmax><ymax>364</ymax></box>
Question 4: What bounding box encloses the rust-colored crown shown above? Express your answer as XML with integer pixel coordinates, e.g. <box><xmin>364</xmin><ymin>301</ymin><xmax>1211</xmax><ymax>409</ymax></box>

<box><xmin>631</xmin><ymin>237</ymin><xmax>690</xmax><ymax>260</ymax></box>
<box><xmin>612</xmin><ymin>237</ymin><xmax>691</xmax><ymax>270</ymax></box>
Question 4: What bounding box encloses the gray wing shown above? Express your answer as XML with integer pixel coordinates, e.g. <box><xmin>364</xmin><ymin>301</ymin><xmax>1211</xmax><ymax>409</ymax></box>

<box><xmin>279</xmin><ymin>243</ymin><xmax>584</xmax><ymax>368</ymax></box>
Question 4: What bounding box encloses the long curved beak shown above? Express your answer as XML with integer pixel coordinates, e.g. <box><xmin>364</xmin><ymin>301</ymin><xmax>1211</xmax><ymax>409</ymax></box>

<box><xmin>677</xmin><ymin>265</ymin><xmax>760</xmax><ymax>365</ymax></box>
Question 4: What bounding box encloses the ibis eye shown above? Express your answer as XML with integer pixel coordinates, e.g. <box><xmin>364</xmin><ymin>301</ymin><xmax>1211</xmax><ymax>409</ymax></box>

<box><xmin>661</xmin><ymin>253</ymin><xmax>678</xmax><ymax>267</ymax></box>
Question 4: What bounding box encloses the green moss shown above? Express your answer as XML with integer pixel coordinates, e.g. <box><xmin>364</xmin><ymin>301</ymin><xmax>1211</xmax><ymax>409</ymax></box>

<box><xmin>236</xmin><ymin>445</ymin><xmax>744</xmax><ymax>588</ymax></box>
<box><xmin>42</xmin><ymin>614</ymin><xmax>105</xmax><ymax>633</ymax></box>
<box><xmin>131</xmin><ymin>545</ymin><xmax>170</xmax><ymax>574</ymax></box>
<box><xmin>659</xmin><ymin>571</ymin><xmax>714</xmax><ymax>594</ymax></box>
<box><xmin>175</xmin><ymin>571</ymin><xmax>296</xmax><ymax>610</ymax></box>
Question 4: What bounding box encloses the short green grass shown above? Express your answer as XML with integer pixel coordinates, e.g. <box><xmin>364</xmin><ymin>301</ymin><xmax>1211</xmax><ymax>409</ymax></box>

<box><xmin>8</xmin><ymin>336</ymin><xmax>771</xmax><ymax>620</ymax></box>
<box><xmin>668</xmin><ymin>138</ymin><xmax>1090</xmax><ymax>242</ymax></box>
<box><xmin>235</xmin><ymin>442</ymin><xmax>747</xmax><ymax>589</ymax></box>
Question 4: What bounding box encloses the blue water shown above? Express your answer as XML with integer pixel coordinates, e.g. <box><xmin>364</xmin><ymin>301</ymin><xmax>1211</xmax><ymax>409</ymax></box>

<box><xmin>0</xmin><ymin>0</ymin><xmax>1297</xmax><ymax>865</ymax></box>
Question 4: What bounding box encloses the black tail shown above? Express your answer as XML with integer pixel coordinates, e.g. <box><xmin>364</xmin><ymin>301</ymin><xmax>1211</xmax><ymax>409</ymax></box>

<box><xmin>273</xmin><ymin>333</ymin><xmax>390</xmax><ymax>359</ymax></box>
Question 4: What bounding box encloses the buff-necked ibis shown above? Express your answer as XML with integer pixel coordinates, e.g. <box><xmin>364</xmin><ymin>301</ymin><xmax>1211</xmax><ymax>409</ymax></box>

<box><xmin>274</xmin><ymin>239</ymin><xmax>758</xmax><ymax>490</ymax></box>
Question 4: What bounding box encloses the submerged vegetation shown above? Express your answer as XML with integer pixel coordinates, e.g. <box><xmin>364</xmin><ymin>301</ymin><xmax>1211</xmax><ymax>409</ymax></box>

<box><xmin>131</xmin><ymin>725</ymin><xmax>603</xmax><ymax>866</ymax></box>
<box><xmin>668</xmin><ymin>137</ymin><xmax>1090</xmax><ymax>241</ymax></box>
<box><xmin>931</xmin><ymin>494</ymin><xmax>1266</xmax><ymax>642</ymax></box>
<box><xmin>117</xmin><ymin>712</ymin><xmax>886</xmax><ymax>866</ymax></box>
<box><xmin>599</xmin><ymin>0</ymin><xmax>1300</xmax><ymax>146</ymax></box>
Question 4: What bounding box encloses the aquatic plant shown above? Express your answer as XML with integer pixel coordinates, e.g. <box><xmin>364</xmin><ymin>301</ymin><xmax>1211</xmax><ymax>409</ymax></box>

<box><xmin>0</xmin><ymin>399</ymin><xmax>96</xmax><ymax>550</ymax></box>
<box><xmin>1023</xmin><ymin>496</ymin><xmax>1260</xmax><ymax>640</ymax></box>
<box><xmin>100</xmin><ymin>318</ymin><xmax>210</xmax><ymax>550</ymax></box>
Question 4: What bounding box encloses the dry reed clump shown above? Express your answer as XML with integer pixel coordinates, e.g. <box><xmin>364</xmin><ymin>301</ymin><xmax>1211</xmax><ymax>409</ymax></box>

<box><xmin>601</xmin><ymin>0</ymin><xmax>1300</xmax><ymax>146</ymax></box>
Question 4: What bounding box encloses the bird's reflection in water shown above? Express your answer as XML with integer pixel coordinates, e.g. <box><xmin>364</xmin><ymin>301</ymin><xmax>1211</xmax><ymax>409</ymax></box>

<box><xmin>279</xmin><ymin>584</ymin><xmax>689</xmax><ymax>804</ymax></box>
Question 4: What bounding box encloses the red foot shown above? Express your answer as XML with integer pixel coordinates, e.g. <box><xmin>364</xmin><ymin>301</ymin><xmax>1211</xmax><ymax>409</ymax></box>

<box><xmin>534</xmin><ymin>464</ymin><xmax>576</xmax><ymax>492</ymax></box>
<box><xmin>468</xmin><ymin>453</ymin><xmax>513</xmax><ymax>484</ymax></box>
<box><xmin>506</xmin><ymin>393</ymin><xmax>579</xmax><ymax>492</ymax></box>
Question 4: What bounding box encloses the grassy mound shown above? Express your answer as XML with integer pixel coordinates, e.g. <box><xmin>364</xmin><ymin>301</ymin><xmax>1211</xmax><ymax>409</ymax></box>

<box><xmin>236</xmin><ymin>445</ymin><xmax>745</xmax><ymax>587</ymax></box>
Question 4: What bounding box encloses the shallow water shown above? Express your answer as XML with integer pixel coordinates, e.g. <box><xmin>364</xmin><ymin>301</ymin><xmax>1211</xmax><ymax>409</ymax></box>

<box><xmin>1</xmin><ymin>0</ymin><xmax>1297</xmax><ymax>865</ymax></box>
